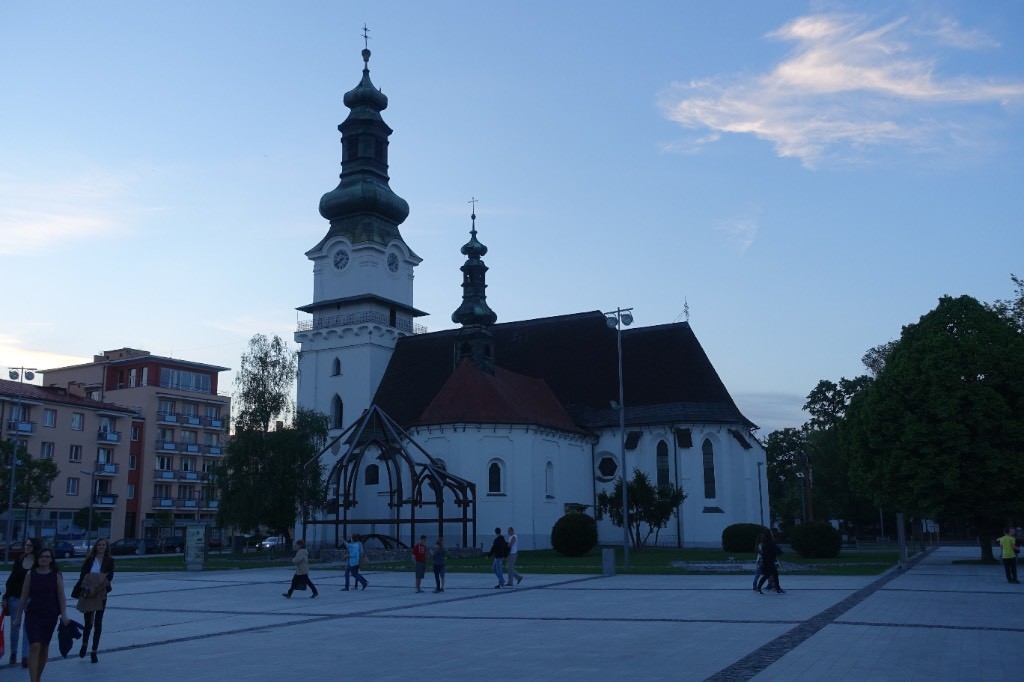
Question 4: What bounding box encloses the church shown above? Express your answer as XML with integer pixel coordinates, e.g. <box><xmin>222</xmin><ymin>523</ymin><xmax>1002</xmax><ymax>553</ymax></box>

<box><xmin>293</xmin><ymin>44</ymin><xmax>769</xmax><ymax>551</ymax></box>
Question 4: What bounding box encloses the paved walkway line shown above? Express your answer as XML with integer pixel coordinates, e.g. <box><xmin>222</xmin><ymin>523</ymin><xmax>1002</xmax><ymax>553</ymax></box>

<box><xmin>704</xmin><ymin>548</ymin><xmax>934</xmax><ymax>682</ymax></box>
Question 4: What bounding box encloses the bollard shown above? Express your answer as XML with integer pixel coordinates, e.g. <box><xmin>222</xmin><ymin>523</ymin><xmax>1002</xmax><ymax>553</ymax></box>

<box><xmin>602</xmin><ymin>548</ymin><xmax>616</xmax><ymax>576</ymax></box>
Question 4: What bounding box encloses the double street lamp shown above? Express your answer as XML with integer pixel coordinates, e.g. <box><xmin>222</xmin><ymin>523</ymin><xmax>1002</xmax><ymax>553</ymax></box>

<box><xmin>605</xmin><ymin>308</ymin><xmax>633</xmax><ymax>570</ymax></box>
<box><xmin>5</xmin><ymin>368</ymin><xmax>36</xmax><ymax>563</ymax></box>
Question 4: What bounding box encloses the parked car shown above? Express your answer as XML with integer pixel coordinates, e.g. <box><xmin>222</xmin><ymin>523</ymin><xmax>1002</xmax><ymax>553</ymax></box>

<box><xmin>258</xmin><ymin>536</ymin><xmax>286</xmax><ymax>551</ymax></box>
<box><xmin>4</xmin><ymin>541</ymin><xmax>27</xmax><ymax>562</ymax></box>
<box><xmin>110</xmin><ymin>538</ymin><xmax>163</xmax><ymax>555</ymax></box>
<box><xmin>72</xmin><ymin>538</ymin><xmax>92</xmax><ymax>555</ymax></box>
<box><xmin>160</xmin><ymin>536</ymin><xmax>184</xmax><ymax>553</ymax></box>
<box><xmin>54</xmin><ymin>540</ymin><xmax>75</xmax><ymax>558</ymax></box>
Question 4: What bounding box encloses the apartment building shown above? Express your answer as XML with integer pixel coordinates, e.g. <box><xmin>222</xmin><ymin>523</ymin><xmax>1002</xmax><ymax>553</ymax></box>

<box><xmin>43</xmin><ymin>349</ymin><xmax>230</xmax><ymax>541</ymax></box>
<box><xmin>0</xmin><ymin>377</ymin><xmax>137</xmax><ymax>542</ymax></box>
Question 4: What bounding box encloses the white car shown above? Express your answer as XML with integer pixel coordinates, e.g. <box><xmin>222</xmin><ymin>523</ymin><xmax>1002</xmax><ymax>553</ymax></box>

<box><xmin>259</xmin><ymin>536</ymin><xmax>285</xmax><ymax>550</ymax></box>
<box><xmin>72</xmin><ymin>538</ymin><xmax>92</xmax><ymax>554</ymax></box>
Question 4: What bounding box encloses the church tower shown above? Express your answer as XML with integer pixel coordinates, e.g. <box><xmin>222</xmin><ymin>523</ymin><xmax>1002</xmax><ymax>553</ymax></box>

<box><xmin>295</xmin><ymin>42</ymin><xmax>425</xmax><ymax>433</ymax></box>
<box><xmin>451</xmin><ymin>207</ymin><xmax>497</xmax><ymax>373</ymax></box>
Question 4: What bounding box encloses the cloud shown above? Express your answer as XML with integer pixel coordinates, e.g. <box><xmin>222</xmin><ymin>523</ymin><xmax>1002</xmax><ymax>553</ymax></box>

<box><xmin>0</xmin><ymin>333</ymin><xmax>91</xmax><ymax>374</ymax></box>
<box><xmin>716</xmin><ymin>215</ymin><xmax>758</xmax><ymax>254</ymax></box>
<box><xmin>660</xmin><ymin>12</ymin><xmax>1024</xmax><ymax>167</ymax></box>
<box><xmin>0</xmin><ymin>172</ymin><xmax>136</xmax><ymax>255</ymax></box>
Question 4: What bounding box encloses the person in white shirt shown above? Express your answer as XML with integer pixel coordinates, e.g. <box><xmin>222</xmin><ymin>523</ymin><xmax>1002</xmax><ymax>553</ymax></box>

<box><xmin>506</xmin><ymin>527</ymin><xmax>523</xmax><ymax>586</ymax></box>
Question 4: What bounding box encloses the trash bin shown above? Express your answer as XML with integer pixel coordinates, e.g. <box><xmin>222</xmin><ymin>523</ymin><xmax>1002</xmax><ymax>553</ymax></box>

<box><xmin>602</xmin><ymin>548</ymin><xmax>616</xmax><ymax>576</ymax></box>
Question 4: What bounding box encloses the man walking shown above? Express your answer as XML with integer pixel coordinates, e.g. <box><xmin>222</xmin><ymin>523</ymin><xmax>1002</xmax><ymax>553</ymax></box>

<box><xmin>998</xmin><ymin>527</ymin><xmax>1020</xmax><ymax>583</ymax></box>
<box><xmin>342</xmin><ymin>534</ymin><xmax>368</xmax><ymax>591</ymax></box>
<box><xmin>412</xmin><ymin>535</ymin><xmax>428</xmax><ymax>593</ymax></box>
<box><xmin>487</xmin><ymin>527</ymin><xmax>508</xmax><ymax>588</ymax></box>
<box><xmin>506</xmin><ymin>527</ymin><xmax>523</xmax><ymax>587</ymax></box>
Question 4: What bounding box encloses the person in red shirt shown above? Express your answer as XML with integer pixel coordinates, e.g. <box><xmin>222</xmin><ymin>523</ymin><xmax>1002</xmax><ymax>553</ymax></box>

<box><xmin>411</xmin><ymin>535</ymin><xmax>428</xmax><ymax>593</ymax></box>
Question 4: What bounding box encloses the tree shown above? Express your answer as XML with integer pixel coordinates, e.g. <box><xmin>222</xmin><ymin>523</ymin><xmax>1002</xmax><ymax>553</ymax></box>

<box><xmin>216</xmin><ymin>334</ymin><xmax>328</xmax><ymax>542</ymax></box>
<box><xmin>595</xmin><ymin>468</ymin><xmax>685</xmax><ymax>552</ymax></box>
<box><xmin>0</xmin><ymin>441</ymin><xmax>59</xmax><ymax>519</ymax></box>
<box><xmin>74</xmin><ymin>506</ymin><xmax>103</xmax><ymax>535</ymax></box>
<box><xmin>988</xmin><ymin>273</ymin><xmax>1024</xmax><ymax>333</ymax></box>
<box><xmin>763</xmin><ymin>428</ymin><xmax>805</xmax><ymax>528</ymax></box>
<box><xmin>839</xmin><ymin>295</ymin><xmax>1024</xmax><ymax>560</ymax></box>
<box><xmin>154</xmin><ymin>510</ymin><xmax>175</xmax><ymax>537</ymax></box>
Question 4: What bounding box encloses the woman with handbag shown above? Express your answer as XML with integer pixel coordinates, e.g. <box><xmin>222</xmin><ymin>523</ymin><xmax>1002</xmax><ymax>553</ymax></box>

<box><xmin>72</xmin><ymin>538</ymin><xmax>114</xmax><ymax>663</ymax></box>
<box><xmin>12</xmin><ymin>547</ymin><xmax>70</xmax><ymax>681</ymax></box>
<box><xmin>283</xmin><ymin>540</ymin><xmax>319</xmax><ymax>598</ymax></box>
<box><xmin>3</xmin><ymin>538</ymin><xmax>40</xmax><ymax>667</ymax></box>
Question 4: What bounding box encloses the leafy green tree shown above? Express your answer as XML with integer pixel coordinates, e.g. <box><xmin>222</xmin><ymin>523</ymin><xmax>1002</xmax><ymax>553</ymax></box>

<box><xmin>73</xmin><ymin>506</ymin><xmax>103</xmax><ymax>535</ymax></box>
<box><xmin>0</xmin><ymin>441</ymin><xmax>59</xmax><ymax>518</ymax></box>
<box><xmin>987</xmin><ymin>273</ymin><xmax>1024</xmax><ymax>333</ymax></box>
<box><xmin>763</xmin><ymin>428</ymin><xmax>805</xmax><ymax>528</ymax></box>
<box><xmin>840</xmin><ymin>295</ymin><xmax>1024</xmax><ymax>560</ymax></box>
<box><xmin>595</xmin><ymin>468</ymin><xmax>686</xmax><ymax>552</ymax></box>
<box><xmin>216</xmin><ymin>334</ymin><xmax>328</xmax><ymax>545</ymax></box>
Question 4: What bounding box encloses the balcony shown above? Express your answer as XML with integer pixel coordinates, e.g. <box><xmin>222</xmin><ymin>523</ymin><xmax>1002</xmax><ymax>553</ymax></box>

<box><xmin>155</xmin><ymin>440</ymin><xmax>177</xmax><ymax>452</ymax></box>
<box><xmin>5</xmin><ymin>420</ymin><xmax>35</xmax><ymax>435</ymax></box>
<box><xmin>157</xmin><ymin>411</ymin><xmax>178</xmax><ymax>424</ymax></box>
<box><xmin>180</xmin><ymin>442</ymin><xmax>201</xmax><ymax>454</ymax></box>
<box><xmin>202</xmin><ymin>499</ymin><xmax>219</xmax><ymax>509</ymax></box>
<box><xmin>179</xmin><ymin>414</ymin><xmax>202</xmax><ymax>427</ymax></box>
<box><xmin>97</xmin><ymin>430</ymin><xmax>121</xmax><ymax>443</ymax></box>
<box><xmin>152</xmin><ymin>497</ymin><xmax>174</xmax><ymax>508</ymax></box>
<box><xmin>92</xmin><ymin>493</ymin><xmax>118</xmax><ymax>507</ymax></box>
<box><xmin>201</xmin><ymin>444</ymin><xmax>223</xmax><ymax>455</ymax></box>
<box><xmin>178</xmin><ymin>471</ymin><xmax>201</xmax><ymax>482</ymax></box>
<box><xmin>177</xmin><ymin>498</ymin><xmax>199</xmax><ymax>509</ymax></box>
<box><xmin>154</xmin><ymin>469</ymin><xmax>176</xmax><ymax>482</ymax></box>
<box><xmin>94</xmin><ymin>462</ymin><xmax>119</xmax><ymax>476</ymax></box>
<box><xmin>203</xmin><ymin>417</ymin><xmax>224</xmax><ymax>430</ymax></box>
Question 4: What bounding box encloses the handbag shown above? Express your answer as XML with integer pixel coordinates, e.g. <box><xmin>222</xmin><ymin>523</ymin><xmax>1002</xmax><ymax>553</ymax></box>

<box><xmin>71</xmin><ymin>578</ymin><xmax>82</xmax><ymax>600</ymax></box>
<box><xmin>290</xmin><ymin>574</ymin><xmax>308</xmax><ymax>591</ymax></box>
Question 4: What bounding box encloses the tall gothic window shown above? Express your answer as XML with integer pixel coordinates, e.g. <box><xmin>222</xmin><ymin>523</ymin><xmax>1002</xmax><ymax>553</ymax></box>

<box><xmin>331</xmin><ymin>358</ymin><xmax>341</xmax><ymax>376</ymax></box>
<box><xmin>702</xmin><ymin>438</ymin><xmax>717</xmax><ymax>499</ymax></box>
<box><xmin>488</xmin><ymin>460</ymin><xmax>504</xmax><ymax>494</ymax></box>
<box><xmin>657</xmin><ymin>440</ymin><xmax>669</xmax><ymax>488</ymax></box>
<box><xmin>331</xmin><ymin>395</ymin><xmax>343</xmax><ymax>430</ymax></box>
<box><xmin>545</xmin><ymin>461</ymin><xmax>554</xmax><ymax>497</ymax></box>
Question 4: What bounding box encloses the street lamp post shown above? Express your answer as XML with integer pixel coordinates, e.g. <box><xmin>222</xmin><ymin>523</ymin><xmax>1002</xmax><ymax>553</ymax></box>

<box><xmin>605</xmin><ymin>308</ymin><xmax>633</xmax><ymax>570</ymax></box>
<box><xmin>795</xmin><ymin>471</ymin><xmax>807</xmax><ymax>523</ymax></box>
<box><xmin>756</xmin><ymin>461</ymin><xmax>765</xmax><ymax>526</ymax></box>
<box><xmin>4</xmin><ymin>368</ymin><xmax>35</xmax><ymax>563</ymax></box>
<box><xmin>81</xmin><ymin>468</ymin><xmax>97</xmax><ymax>542</ymax></box>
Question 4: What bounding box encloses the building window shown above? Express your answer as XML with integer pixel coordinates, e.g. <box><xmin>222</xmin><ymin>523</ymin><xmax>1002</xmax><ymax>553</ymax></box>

<box><xmin>98</xmin><ymin>416</ymin><xmax>114</xmax><ymax>433</ymax></box>
<box><xmin>364</xmin><ymin>464</ymin><xmax>379</xmax><ymax>486</ymax></box>
<box><xmin>97</xmin><ymin>447</ymin><xmax>113</xmax><ymax>464</ymax></box>
<box><xmin>181</xmin><ymin>458</ymin><xmax>195</xmax><ymax>472</ymax></box>
<box><xmin>129</xmin><ymin>454</ymin><xmax>137</xmax><ymax>470</ymax></box>
<box><xmin>160</xmin><ymin>367</ymin><xmax>211</xmax><ymax>393</ymax></box>
<box><xmin>331</xmin><ymin>395</ymin><xmax>343</xmax><ymax>429</ymax></box>
<box><xmin>203</xmin><ymin>459</ymin><xmax>216</xmax><ymax>473</ymax></box>
<box><xmin>69</xmin><ymin>445</ymin><xmax>82</xmax><ymax>463</ymax></box>
<box><xmin>131</xmin><ymin>424</ymin><xmax>140</xmax><ymax>441</ymax></box>
<box><xmin>657</xmin><ymin>440</ymin><xmax>669</xmax><ymax>488</ymax></box>
<box><xmin>158</xmin><ymin>399</ymin><xmax>175</xmax><ymax>419</ymax></box>
<box><xmin>180</xmin><ymin>430</ymin><xmax>198</xmax><ymax>445</ymax></box>
<box><xmin>87</xmin><ymin>390</ymin><xmax>100</xmax><ymax>400</ymax></box>
<box><xmin>487</xmin><ymin>460</ymin><xmax>504</xmax><ymax>494</ymax></box>
<box><xmin>203</xmin><ymin>432</ymin><xmax>219</xmax><ymax>446</ymax></box>
<box><xmin>595</xmin><ymin>453</ymin><xmax>618</xmax><ymax>483</ymax></box>
<box><xmin>66</xmin><ymin>478</ymin><xmax>79</xmax><ymax>495</ymax></box>
<box><xmin>203</xmin><ymin>405</ymin><xmax>220</xmax><ymax>420</ymax></box>
<box><xmin>545</xmin><ymin>461</ymin><xmax>554</xmax><ymax>497</ymax></box>
<box><xmin>41</xmin><ymin>442</ymin><xmax>55</xmax><ymax>460</ymax></box>
<box><xmin>43</xmin><ymin>409</ymin><xmax>56</xmax><ymax>428</ymax></box>
<box><xmin>156</xmin><ymin>455</ymin><xmax>173</xmax><ymax>471</ymax></box>
<box><xmin>71</xmin><ymin>413</ymin><xmax>84</xmax><ymax>431</ymax></box>
<box><xmin>178</xmin><ymin>485</ymin><xmax>194</xmax><ymax>500</ymax></box>
<box><xmin>331</xmin><ymin>358</ymin><xmax>341</xmax><ymax>376</ymax></box>
<box><xmin>127</xmin><ymin>483</ymin><xmax>136</xmax><ymax>500</ymax></box>
<box><xmin>182</xmin><ymin>403</ymin><xmax>199</xmax><ymax>418</ymax></box>
<box><xmin>702</xmin><ymin>438</ymin><xmax>717</xmax><ymax>499</ymax></box>
<box><xmin>141</xmin><ymin>367</ymin><xmax>149</xmax><ymax>386</ymax></box>
<box><xmin>129</xmin><ymin>368</ymin><xmax>137</xmax><ymax>387</ymax></box>
<box><xmin>157</xmin><ymin>427</ymin><xmax>174</xmax><ymax>443</ymax></box>
<box><xmin>154</xmin><ymin>484</ymin><xmax>171</xmax><ymax>499</ymax></box>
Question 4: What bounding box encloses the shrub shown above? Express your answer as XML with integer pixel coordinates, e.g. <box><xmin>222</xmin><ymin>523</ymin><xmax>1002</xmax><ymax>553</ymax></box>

<box><xmin>789</xmin><ymin>521</ymin><xmax>842</xmax><ymax>558</ymax></box>
<box><xmin>550</xmin><ymin>513</ymin><xmax>598</xmax><ymax>557</ymax></box>
<box><xmin>722</xmin><ymin>523</ymin><xmax>768</xmax><ymax>553</ymax></box>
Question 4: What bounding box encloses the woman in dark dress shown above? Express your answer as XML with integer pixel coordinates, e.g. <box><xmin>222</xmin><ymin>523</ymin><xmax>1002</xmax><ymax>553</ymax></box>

<box><xmin>755</xmin><ymin>530</ymin><xmax>786</xmax><ymax>594</ymax></box>
<box><xmin>73</xmin><ymin>537</ymin><xmax>114</xmax><ymax>663</ymax></box>
<box><xmin>12</xmin><ymin>548</ymin><xmax>70</xmax><ymax>682</ymax></box>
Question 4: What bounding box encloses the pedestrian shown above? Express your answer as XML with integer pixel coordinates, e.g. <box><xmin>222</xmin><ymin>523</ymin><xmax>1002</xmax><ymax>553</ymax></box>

<box><xmin>431</xmin><ymin>538</ymin><xmax>446</xmax><ymax>593</ymax></box>
<box><xmin>12</xmin><ymin>547</ymin><xmax>70</xmax><ymax>682</ymax></box>
<box><xmin>72</xmin><ymin>537</ymin><xmax>114</xmax><ymax>663</ymax></box>
<box><xmin>755</xmin><ymin>530</ymin><xmax>785</xmax><ymax>594</ymax></box>
<box><xmin>506</xmin><ymin>527</ymin><xmax>523</xmax><ymax>587</ymax></box>
<box><xmin>283</xmin><ymin>540</ymin><xmax>319</xmax><ymax>598</ymax></box>
<box><xmin>752</xmin><ymin>532</ymin><xmax>765</xmax><ymax>592</ymax></box>
<box><xmin>342</xmin><ymin>535</ymin><xmax>368</xmax><ymax>591</ymax></box>
<box><xmin>3</xmin><ymin>538</ymin><xmax>40</xmax><ymax>668</ymax></box>
<box><xmin>411</xmin><ymin>535</ymin><xmax>428</xmax><ymax>593</ymax></box>
<box><xmin>486</xmin><ymin>527</ymin><xmax>508</xmax><ymax>588</ymax></box>
<box><xmin>997</xmin><ymin>527</ymin><xmax>1020</xmax><ymax>583</ymax></box>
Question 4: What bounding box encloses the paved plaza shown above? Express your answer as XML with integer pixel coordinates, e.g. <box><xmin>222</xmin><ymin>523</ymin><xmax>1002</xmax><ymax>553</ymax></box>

<box><xmin>10</xmin><ymin>546</ymin><xmax>1021</xmax><ymax>681</ymax></box>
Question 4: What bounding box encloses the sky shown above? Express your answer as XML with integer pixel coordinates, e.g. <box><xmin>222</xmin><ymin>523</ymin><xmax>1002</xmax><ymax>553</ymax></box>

<box><xmin>1</xmin><ymin>1</ymin><xmax>1022</xmax><ymax>435</ymax></box>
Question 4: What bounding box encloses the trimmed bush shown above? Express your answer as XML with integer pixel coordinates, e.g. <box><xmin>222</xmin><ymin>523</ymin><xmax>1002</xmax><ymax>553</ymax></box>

<box><xmin>789</xmin><ymin>521</ymin><xmax>842</xmax><ymax>558</ymax></box>
<box><xmin>550</xmin><ymin>513</ymin><xmax>598</xmax><ymax>557</ymax></box>
<box><xmin>722</xmin><ymin>523</ymin><xmax>768</xmax><ymax>553</ymax></box>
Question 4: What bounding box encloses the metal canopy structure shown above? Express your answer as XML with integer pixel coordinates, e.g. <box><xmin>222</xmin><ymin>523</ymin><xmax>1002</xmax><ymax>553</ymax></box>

<box><xmin>303</xmin><ymin>405</ymin><xmax>477</xmax><ymax>549</ymax></box>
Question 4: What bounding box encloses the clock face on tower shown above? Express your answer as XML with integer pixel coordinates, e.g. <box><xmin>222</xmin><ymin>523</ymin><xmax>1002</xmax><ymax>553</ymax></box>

<box><xmin>333</xmin><ymin>249</ymin><xmax>349</xmax><ymax>270</ymax></box>
<box><xmin>387</xmin><ymin>252</ymin><xmax>399</xmax><ymax>273</ymax></box>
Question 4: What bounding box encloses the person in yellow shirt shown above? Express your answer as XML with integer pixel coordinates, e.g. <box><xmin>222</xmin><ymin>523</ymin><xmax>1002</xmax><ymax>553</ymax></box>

<box><xmin>998</xmin><ymin>528</ymin><xmax>1019</xmax><ymax>584</ymax></box>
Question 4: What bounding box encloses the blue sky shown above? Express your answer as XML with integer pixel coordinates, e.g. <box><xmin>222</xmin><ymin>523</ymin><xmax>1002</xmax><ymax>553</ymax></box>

<box><xmin>2</xmin><ymin>1</ymin><xmax>1022</xmax><ymax>435</ymax></box>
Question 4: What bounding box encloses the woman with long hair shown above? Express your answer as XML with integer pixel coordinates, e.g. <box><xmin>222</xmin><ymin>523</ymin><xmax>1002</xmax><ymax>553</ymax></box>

<box><xmin>73</xmin><ymin>538</ymin><xmax>114</xmax><ymax>663</ymax></box>
<box><xmin>3</xmin><ymin>538</ymin><xmax>41</xmax><ymax>668</ymax></box>
<box><xmin>12</xmin><ymin>547</ymin><xmax>70</xmax><ymax>681</ymax></box>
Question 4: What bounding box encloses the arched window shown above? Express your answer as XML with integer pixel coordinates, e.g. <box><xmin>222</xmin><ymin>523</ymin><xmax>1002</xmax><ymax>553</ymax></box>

<box><xmin>331</xmin><ymin>395</ymin><xmax>343</xmax><ymax>430</ymax></box>
<box><xmin>702</xmin><ymin>438</ymin><xmax>717</xmax><ymax>499</ymax></box>
<box><xmin>364</xmin><ymin>464</ymin><xmax>379</xmax><ymax>486</ymax></box>
<box><xmin>331</xmin><ymin>358</ymin><xmax>341</xmax><ymax>376</ymax></box>
<box><xmin>545</xmin><ymin>461</ymin><xmax>554</xmax><ymax>497</ymax></box>
<box><xmin>657</xmin><ymin>440</ymin><xmax>669</xmax><ymax>488</ymax></box>
<box><xmin>488</xmin><ymin>460</ymin><xmax>504</xmax><ymax>494</ymax></box>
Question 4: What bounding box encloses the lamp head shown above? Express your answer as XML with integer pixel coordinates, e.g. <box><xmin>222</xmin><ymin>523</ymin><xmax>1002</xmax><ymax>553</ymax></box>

<box><xmin>7</xmin><ymin>370</ymin><xmax>15</xmax><ymax>380</ymax></box>
<box><xmin>621</xmin><ymin>312</ymin><xmax>633</xmax><ymax>327</ymax></box>
<box><xmin>605</xmin><ymin>316</ymin><xmax>617</xmax><ymax>329</ymax></box>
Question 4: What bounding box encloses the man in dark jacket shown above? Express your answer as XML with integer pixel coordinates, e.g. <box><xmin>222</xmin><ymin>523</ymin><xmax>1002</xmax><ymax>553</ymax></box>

<box><xmin>486</xmin><ymin>528</ymin><xmax>508</xmax><ymax>588</ymax></box>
